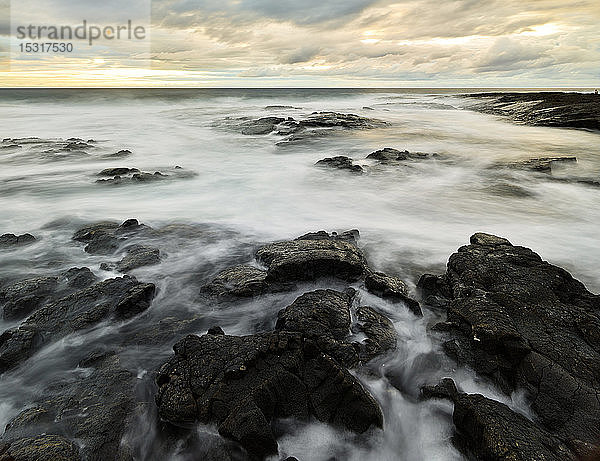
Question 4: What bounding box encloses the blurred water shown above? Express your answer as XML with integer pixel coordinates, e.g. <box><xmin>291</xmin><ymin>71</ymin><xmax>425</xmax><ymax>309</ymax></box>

<box><xmin>0</xmin><ymin>88</ymin><xmax>598</xmax><ymax>460</ymax></box>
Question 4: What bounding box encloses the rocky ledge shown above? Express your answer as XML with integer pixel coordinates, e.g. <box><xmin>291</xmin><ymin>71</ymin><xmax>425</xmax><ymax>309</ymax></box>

<box><xmin>465</xmin><ymin>92</ymin><xmax>600</xmax><ymax>130</ymax></box>
<box><xmin>156</xmin><ymin>287</ymin><xmax>394</xmax><ymax>459</ymax></box>
<box><xmin>419</xmin><ymin>232</ymin><xmax>600</xmax><ymax>460</ymax></box>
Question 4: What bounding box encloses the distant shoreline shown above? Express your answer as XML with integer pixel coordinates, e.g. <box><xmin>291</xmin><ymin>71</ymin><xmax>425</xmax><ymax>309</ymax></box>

<box><xmin>463</xmin><ymin>92</ymin><xmax>600</xmax><ymax>131</ymax></box>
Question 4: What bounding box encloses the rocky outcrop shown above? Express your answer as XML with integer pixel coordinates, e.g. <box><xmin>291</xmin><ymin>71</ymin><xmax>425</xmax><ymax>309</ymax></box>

<box><xmin>0</xmin><ymin>276</ymin><xmax>155</xmax><ymax>373</ymax></box>
<box><xmin>157</xmin><ymin>282</ymin><xmax>399</xmax><ymax>458</ymax></box>
<box><xmin>72</xmin><ymin>219</ymin><xmax>161</xmax><ymax>272</ymax></box>
<box><xmin>0</xmin><ymin>233</ymin><xmax>36</xmax><ymax>248</ymax></box>
<box><xmin>231</xmin><ymin>112</ymin><xmax>387</xmax><ymax>143</ymax></box>
<box><xmin>95</xmin><ymin>166</ymin><xmax>195</xmax><ymax>185</ymax></box>
<box><xmin>465</xmin><ymin>92</ymin><xmax>600</xmax><ymax>130</ymax></box>
<box><xmin>366</xmin><ymin>148</ymin><xmax>439</xmax><ymax>163</ymax></box>
<box><xmin>275</xmin><ymin>289</ymin><xmax>358</xmax><ymax>367</ymax></box>
<box><xmin>315</xmin><ymin>156</ymin><xmax>363</xmax><ymax>173</ymax></box>
<box><xmin>156</xmin><ymin>328</ymin><xmax>382</xmax><ymax>459</ymax></box>
<box><xmin>425</xmin><ymin>233</ymin><xmax>600</xmax><ymax>458</ymax></box>
<box><xmin>0</xmin><ymin>267</ymin><xmax>97</xmax><ymax>320</ymax></box>
<box><xmin>421</xmin><ymin>379</ymin><xmax>576</xmax><ymax>461</ymax></box>
<box><xmin>256</xmin><ymin>233</ymin><xmax>367</xmax><ymax>284</ymax></box>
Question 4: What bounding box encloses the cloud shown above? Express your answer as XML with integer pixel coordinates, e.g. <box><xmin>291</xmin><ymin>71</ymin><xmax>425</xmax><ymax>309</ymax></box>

<box><xmin>3</xmin><ymin>0</ymin><xmax>600</xmax><ymax>86</ymax></box>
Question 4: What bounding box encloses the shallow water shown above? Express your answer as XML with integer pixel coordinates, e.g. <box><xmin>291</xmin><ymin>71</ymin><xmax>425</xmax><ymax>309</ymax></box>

<box><xmin>0</xmin><ymin>88</ymin><xmax>598</xmax><ymax>460</ymax></box>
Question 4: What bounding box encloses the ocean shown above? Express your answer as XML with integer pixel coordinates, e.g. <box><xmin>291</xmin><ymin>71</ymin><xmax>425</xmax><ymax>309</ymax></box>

<box><xmin>0</xmin><ymin>88</ymin><xmax>598</xmax><ymax>460</ymax></box>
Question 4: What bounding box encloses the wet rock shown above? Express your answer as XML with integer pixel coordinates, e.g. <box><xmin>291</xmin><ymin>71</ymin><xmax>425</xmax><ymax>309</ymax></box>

<box><xmin>356</xmin><ymin>305</ymin><xmax>397</xmax><ymax>361</ymax></box>
<box><xmin>3</xmin><ymin>353</ymin><xmax>137</xmax><ymax>460</ymax></box>
<box><xmin>315</xmin><ymin>156</ymin><xmax>363</xmax><ymax>173</ymax></box>
<box><xmin>1</xmin><ymin>276</ymin><xmax>58</xmax><ymax>320</ymax></box>
<box><xmin>417</xmin><ymin>273</ymin><xmax>452</xmax><ymax>308</ymax></box>
<box><xmin>0</xmin><ymin>434</ymin><xmax>81</xmax><ymax>461</ymax></box>
<box><xmin>155</xmin><ymin>330</ymin><xmax>382</xmax><ymax>459</ymax></box>
<box><xmin>0</xmin><ymin>267</ymin><xmax>97</xmax><ymax>320</ymax></box>
<box><xmin>366</xmin><ymin>148</ymin><xmax>438</xmax><ymax>162</ymax></box>
<box><xmin>421</xmin><ymin>379</ymin><xmax>576</xmax><ymax>461</ymax></box>
<box><xmin>275</xmin><ymin>289</ymin><xmax>358</xmax><ymax>367</ymax></box>
<box><xmin>95</xmin><ymin>167</ymin><xmax>195</xmax><ymax>185</ymax></box>
<box><xmin>433</xmin><ymin>233</ymin><xmax>600</xmax><ymax>450</ymax></box>
<box><xmin>364</xmin><ymin>271</ymin><xmax>422</xmax><ymax>316</ymax></box>
<box><xmin>105</xmin><ymin>149</ymin><xmax>132</xmax><ymax>158</ymax></box>
<box><xmin>301</xmin><ymin>112</ymin><xmax>386</xmax><ymax>129</ymax></box>
<box><xmin>73</xmin><ymin>219</ymin><xmax>152</xmax><ymax>255</ymax></box>
<box><xmin>116</xmin><ymin>245</ymin><xmax>160</xmax><ymax>272</ymax></box>
<box><xmin>295</xmin><ymin>229</ymin><xmax>359</xmax><ymax>244</ymax></box>
<box><xmin>482</xmin><ymin>181</ymin><xmax>535</xmax><ymax>198</ymax></box>
<box><xmin>0</xmin><ymin>233</ymin><xmax>36</xmax><ymax>248</ymax></box>
<box><xmin>0</xmin><ymin>276</ymin><xmax>155</xmax><ymax>373</ymax></box>
<box><xmin>465</xmin><ymin>92</ymin><xmax>600</xmax><ymax>130</ymax></box>
<box><xmin>503</xmin><ymin>156</ymin><xmax>577</xmax><ymax>173</ymax></box>
<box><xmin>469</xmin><ymin>232</ymin><xmax>511</xmax><ymax>246</ymax></box>
<box><xmin>72</xmin><ymin>221</ymin><xmax>120</xmax><ymax>242</ymax></box>
<box><xmin>241</xmin><ymin>117</ymin><xmax>286</xmax><ymax>135</ymax></box>
<box><xmin>98</xmin><ymin>167</ymin><xmax>140</xmax><ymax>176</ymax></box>
<box><xmin>201</xmin><ymin>265</ymin><xmax>268</xmax><ymax>299</ymax></box>
<box><xmin>256</xmin><ymin>235</ymin><xmax>366</xmax><ymax>284</ymax></box>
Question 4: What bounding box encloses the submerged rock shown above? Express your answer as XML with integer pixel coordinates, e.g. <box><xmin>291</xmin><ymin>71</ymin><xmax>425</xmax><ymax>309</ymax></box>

<box><xmin>502</xmin><ymin>156</ymin><xmax>577</xmax><ymax>173</ymax></box>
<box><xmin>3</xmin><ymin>353</ymin><xmax>138</xmax><ymax>460</ymax></box>
<box><xmin>365</xmin><ymin>271</ymin><xmax>422</xmax><ymax>316</ymax></box>
<box><xmin>430</xmin><ymin>233</ymin><xmax>600</xmax><ymax>454</ymax></box>
<box><xmin>116</xmin><ymin>245</ymin><xmax>161</xmax><ymax>272</ymax></box>
<box><xmin>0</xmin><ymin>276</ymin><xmax>155</xmax><ymax>373</ymax></box>
<box><xmin>95</xmin><ymin>166</ymin><xmax>195</xmax><ymax>185</ymax></box>
<box><xmin>421</xmin><ymin>379</ymin><xmax>576</xmax><ymax>461</ymax></box>
<box><xmin>0</xmin><ymin>233</ymin><xmax>36</xmax><ymax>248</ymax></box>
<box><xmin>98</xmin><ymin>167</ymin><xmax>140</xmax><ymax>176</ymax></box>
<box><xmin>201</xmin><ymin>265</ymin><xmax>268</xmax><ymax>299</ymax></box>
<box><xmin>73</xmin><ymin>219</ymin><xmax>152</xmax><ymax>255</ymax></box>
<box><xmin>241</xmin><ymin>117</ymin><xmax>286</xmax><ymax>135</ymax></box>
<box><xmin>315</xmin><ymin>156</ymin><xmax>363</xmax><ymax>173</ymax></box>
<box><xmin>356</xmin><ymin>305</ymin><xmax>397</xmax><ymax>361</ymax></box>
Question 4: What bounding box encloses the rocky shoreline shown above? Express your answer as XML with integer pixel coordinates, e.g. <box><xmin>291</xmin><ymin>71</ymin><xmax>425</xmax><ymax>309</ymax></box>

<box><xmin>464</xmin><ymin>92</ymin><xmax>600</xmax><ymax>131</ymax></box>
<box><xmin>0</xmin><ymin>221</ymin><xmax>599</xmax><ymax>460</ymax></box>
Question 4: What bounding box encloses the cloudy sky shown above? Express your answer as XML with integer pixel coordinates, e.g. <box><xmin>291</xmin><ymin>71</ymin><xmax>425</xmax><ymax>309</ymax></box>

<box><xmin>1</xmin><ymin>0</ymin><xmax>599</xmax><ymax>86</ymax></box>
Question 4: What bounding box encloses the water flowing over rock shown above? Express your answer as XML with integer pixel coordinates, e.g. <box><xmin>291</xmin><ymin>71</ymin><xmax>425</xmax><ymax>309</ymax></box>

<box><xmin>2</xmin><ymin>354</ymin><xmax>137</xmax><ymax>460</ymax></box>
<box><xmin>0</xmin><ymin>276</ymin><xmax>156</xmax><ymax>373</ymax></box>
<box><xmin>315</xmin><ymin>156</ymin><xmax>364</xmax><ymax>173</ymax></box>
<box><xmin>0</xmin><ymin>267</ymin><xmax>97</xmax><ymax>320</ymax></box>
<box><xmin>156</xmin><ymin>327</ymin><xmax>383</xmax><ymax>459</ymax></box>
<box><xmin>421</xmin><ymin>379</ymin><xmax>576</xmax><ymax>461</ymax></box>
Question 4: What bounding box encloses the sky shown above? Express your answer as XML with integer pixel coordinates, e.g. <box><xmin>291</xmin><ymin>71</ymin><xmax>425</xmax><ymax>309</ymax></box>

<box><xmin>0</xmin><ymin>0</ymin><xmax>599</xmax><ymax>87</ymax></box>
